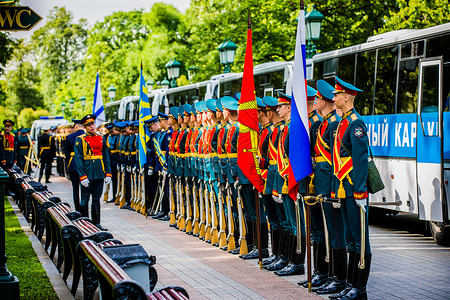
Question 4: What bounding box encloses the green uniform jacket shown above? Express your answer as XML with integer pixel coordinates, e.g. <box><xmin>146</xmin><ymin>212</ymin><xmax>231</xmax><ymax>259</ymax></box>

<box><xmin>74</xmin><ymin>133</ymin><xmax>112</xmax><ymax>181</ymax></box>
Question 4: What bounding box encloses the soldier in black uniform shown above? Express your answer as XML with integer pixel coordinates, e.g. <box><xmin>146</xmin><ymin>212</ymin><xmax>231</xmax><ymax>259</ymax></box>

<box><xmin>38</xmin><ymin>125</ymin><xmax>56</xmax><ymax>183</ymax></box>
<box><xmin>65</xmin><ymin>120</ymin><xmax>85</xmax><ymax>211</ymax></box>
<box><xmin>15</xmin><ymin>128</ymin><xmax>31</xmax><ymax>174</ymax></box>
<box><xmin>74</xmin><ymin>114</ymin><xmax>112</xmax><ymax>230</ymax></box>
<box><xmin>0</xmin><ymin>119</ymin><xmax>16</xmax><ymax>170</ymax></box>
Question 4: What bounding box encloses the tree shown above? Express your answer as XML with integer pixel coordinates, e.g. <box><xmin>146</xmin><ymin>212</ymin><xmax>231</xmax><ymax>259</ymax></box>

<box><xmin>31</xmin><ymin>7</ymin><xmax>88</xmax><ymax>108</ymax></box>
<box><xmin>377</xmin><ymin>0</ymin><xmax>450</xmax><ymax>33</ymax></box>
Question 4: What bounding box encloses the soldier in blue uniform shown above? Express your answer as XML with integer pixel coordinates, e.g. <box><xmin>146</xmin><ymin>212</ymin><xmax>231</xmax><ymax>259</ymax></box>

<box><xmin>106</xmin><ymin>123</ymin><xmax>120</xmax><ymax>202</ymax></box>
<box><xmin>15</xmin><ymin>128</ymin><xmax>31</xmax><ymax>174</ymax></box>
<box><xmin>145</xmin><ymin>116</ymin><xmax>159</xmax><ymax>214</ymax></box>
<box><xmin>1</xmin><ymin>119</ymin><xmax>16</xmax><ymax>170</ymax></box>
<box><xmin>65</xmin><ymin>119</ymin><xmax>85</xmax><ymax>211</ymax></box>
<box><xmin>272</xmin><ymin>91</ymin><xmax>305</xmax><ymax>276</ymax></box>
<box><xmin>240</xmin><ymin>96</ymin><xmax>270</xmax><ymax>259</ymax></box>
<box><xmin>329</xmin><ymin>76</ymin><xmax>371</xmax><ymax>300</ymax></box>
<box><xmin>38</xmin><ymin>125</ymin><xmax>56</xmax><ymax>183</ymax></box>
<box><xmin>261</xmin><ymin>96</ymin><xmax>287</xmax><ymax>269</ymax></box>
<box><xmin>74</xmin><ymin>114</ymin><xmax>112</xmax><ymax>230</ymax></box>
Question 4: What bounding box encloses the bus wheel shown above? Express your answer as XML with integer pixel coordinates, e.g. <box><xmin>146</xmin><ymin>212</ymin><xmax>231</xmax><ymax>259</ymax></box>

<box><xmin>429</xmin><ymin>221</ymin><xmax>450</xmax><ymax>246</ymax></box>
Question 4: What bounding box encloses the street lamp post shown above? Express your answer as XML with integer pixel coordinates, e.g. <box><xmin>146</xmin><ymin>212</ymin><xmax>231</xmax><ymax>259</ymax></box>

<box><xmin>161</xmin><ymin>78</ymin><xmax>170</xmax><ymax>90</ymax></box>
<box><xmin>61</xmin><ymin>102</ymin><xmax>66</xmax><ymax>118</ymax></box>
<box><xmin>80</xmin><ymin>96</ymin><xmax>86</xmax><ymax>112</ymax></box>
<box><xmin>218</xmin><ymin>38</ymin><xmax>237</xmax><ymax>73</ymax></box>
<box><xmin>305</xmin><ymin>6</ymin><xmax>324</xmax><ymax>59</ymax></box>
<box><xmin>69</xmin><ymin>98</ymin><xmax>74</xmax><ymax>117</ymax></box>
<box><xmin>165</xmin><ymin>58</ymin><xmax>182</xmax><ymax>88</ymax></box>
<box><xmin>107</xmin><ymin>84</ymin><xmax>117</xmax><ymax>102</ymax></box>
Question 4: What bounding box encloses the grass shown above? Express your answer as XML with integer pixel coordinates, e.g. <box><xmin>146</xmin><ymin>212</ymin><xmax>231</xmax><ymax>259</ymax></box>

<box><xmin>4</xmin><ymin>198</ymin><xmax>58</xmax><ymax>300</ymax></box>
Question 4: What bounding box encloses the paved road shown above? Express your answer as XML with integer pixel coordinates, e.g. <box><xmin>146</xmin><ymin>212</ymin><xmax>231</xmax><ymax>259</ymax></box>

<box><xmin>27</xmin><ymin>175</ymin><xmax>450</xmax><ymax>299</ymax></box>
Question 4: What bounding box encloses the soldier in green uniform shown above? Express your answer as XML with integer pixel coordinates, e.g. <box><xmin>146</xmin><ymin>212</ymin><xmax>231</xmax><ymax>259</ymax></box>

<box><xmin>330</xmin><ymin>76</ymin><xmax>371</xmax><ymax>300</ymax></box>
<box><xmin>74</xmin><ymin>114</ymin><xmax>112</xmax><ymax>230</ymax></box>
<box><xmin>15</xmin><ymin>128</ymin><xmax>31</xmax><ymax>174</ymax></box>
<box><xmin>0</xmin><ymin>119</ymin><xmax>16</xmax><ymax>170</ymax></box>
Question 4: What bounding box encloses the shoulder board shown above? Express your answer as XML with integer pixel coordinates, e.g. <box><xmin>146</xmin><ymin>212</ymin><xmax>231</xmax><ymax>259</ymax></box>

<box><xmin>330</xmin><ymin>116</ymin><xmax>336</xmax><ymax>122</ymax></box>
<box><xmin>279</xmin><ymin>124</ymin><xmax>285</xmax><ymax>131</ymax></box>
<box><xmin>269</xmin><ymin>124</ymin><xmax>275</xmax><ymax>131</ymax></box>
<box><xmin>350</xmin><ymin>114</ymin><xmax>358</xmax><ymax>121</ymax></box>
<box><xmin>313</xmin><ymin>115</ymin><xmax>319</xmax><ymax>122</ymax></box>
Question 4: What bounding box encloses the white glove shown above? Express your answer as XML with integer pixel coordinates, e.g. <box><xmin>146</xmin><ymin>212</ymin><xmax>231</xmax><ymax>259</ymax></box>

<box><xmin>104</xmin><ymin>177</ymin><xmax>111</xmax><ymax>184</ymax></box>
<box><xmin>117</xmin><ymin>165</ymin><xmax>121</xmax><ymax>172</ymax></box>
<box><xmin>148</xmin><ymin>169</ymin><xmax>154</xmax><ymax>176</ymax></box>
<box><xmin>132</xmin><ymin>167</ymin><xmax>136</xmax><ymax>174</ymax></box>
<box><xmin>121</xmin><ymin>166</ymin><xmax>125</xmax><ymax>173</ymax></box>
<box><xmin>272</xmin><ymin>195</ymin><xmax>283</xmax><ymax>203</ymax></box>
<box><xmin>162</xmin><ymin>170</ymin><xmax>167</xmax><ymax>177</ymax></box>
<box><xmin>81</xmin><ymin>179</ymin><xmax>90</xmax><ymax>188</ymax></box>
<box><xmin>233</xmin><ymin>180</ymin><xmax>239</xmax><ymax>189</ymax></box>
<box><xmin>355</xmin><ymin>198</ymin><xmax>367</xmax><ymax>213</ymax></box>
<box><xmin>332</xmin><ymin>202</ymin><xmax>341</xmax><ymax>209</ymax></box>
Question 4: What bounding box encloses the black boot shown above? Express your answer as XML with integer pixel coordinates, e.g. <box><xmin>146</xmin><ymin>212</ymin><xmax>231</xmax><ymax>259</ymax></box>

<box><xmin>265</xmin><ymin>230</ymin><xmax>289</xmax><ymax>271</ymax></box>
<box><xmin>79</xmin><ymin>205</ymin><xmax>89</xmax><ymax>218</ymax></box>
<box><xmin>92</xmin><ymin>204</ymin><xmax>107</xmax><ymax>231</ymax></box>
<box><xmin>45</xmin><ymin>177</ymin><xmax>51</xmax><ymax>183</ymax></box>
<box><xmin>263</xmin><ymin>229</ymin><xmax>281</xmax><ymax>266</ymax></box>
<box><xmin>316</xmin><ymin>248</ymin><xmax>347</xmax><ymax>294</ymax></box>
<box><xmin>330</xmin><ymin>250</ymin><xmax>356</xmax><ymax>299</ymax></box>
<box><xmin>301</xmin><ymin>242</ymin><xmax>328</xmax><ymax>287</ymax></box>
<box><xmin>274</xmin><ymin>234</ymin><xmax>305</xmax><ymax>276</ymax></box>
<box><xmin>338</xmin><ymin>254</ymin><xmax>371</xmax><ymax>300</ymax></box>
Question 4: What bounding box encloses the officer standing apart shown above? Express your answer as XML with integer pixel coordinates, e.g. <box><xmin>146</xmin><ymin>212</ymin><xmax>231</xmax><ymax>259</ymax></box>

<box><xmin>74</xmin><ymin>114</ymin><xmax>112</xmax><ymax>230</ymax></box>
<box><xmin>0</xmin><ymin>119</ymin><xmax>17</xmax><ymax>170</ymax></box>
<box><xmin>38</xmin><ymin>125</ymin><xmax>56</xmax><ymax>183</ymax></box>
<box><xmin>331</xmin><ymin>76</ymin><xmax>371</xmax><ymax>300</ymax></box>
<box><xmin>65</xmin><ymin>120</ymin><xmax>85</xmax><ymax>212</ymax></box>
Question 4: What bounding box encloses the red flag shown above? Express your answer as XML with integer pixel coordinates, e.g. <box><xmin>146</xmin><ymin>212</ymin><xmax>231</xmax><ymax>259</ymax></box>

<box><xmin>237</xmin><ymin>16</ymin><xmax>265</xmax><ymax>193</ymax></box>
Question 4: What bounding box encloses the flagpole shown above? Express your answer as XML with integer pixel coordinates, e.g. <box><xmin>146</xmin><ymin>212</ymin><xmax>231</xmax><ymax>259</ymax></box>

<box><xmin>247</xmin><ymin>11</ymin><xmax>263</xmax><ymax>270</ymax></box>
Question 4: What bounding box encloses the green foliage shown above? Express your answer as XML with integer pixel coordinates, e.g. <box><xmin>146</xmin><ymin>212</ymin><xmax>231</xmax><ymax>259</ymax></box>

<box><xmin>0</xmin><ymin>106</ymin><xmax>17</xmax><ymax>128</ymax></box>
<box><xmin>4</xmin><ymin>199</ymin><xmax>57</xmax><ymax>299</ymax></box>
<box><xmin>31</xmin><ymin>7</ymin><xmax>88</xmax><ymax>108</ymax></box>
<box><xmin>17</xmin><ymin>108</ymin><xmax>51</xmax><ymax>128</ymax></box>
<box><xmin>378</xmin><ymin>0</ymin><xmax>450</xmax><ymax>33</ymax></box>
<box><xmin>0</xmin><ymin>32</ymin><xmax>16</xmax><ymax>76</ymax></box>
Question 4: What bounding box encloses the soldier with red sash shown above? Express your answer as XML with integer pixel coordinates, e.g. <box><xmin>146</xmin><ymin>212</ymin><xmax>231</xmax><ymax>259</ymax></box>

<box><xmin>309</xmin><ymin>80</ymin><xmax>346</xmax><ymax>294</ymax></box>
<box><xmin>330</xmin><ymin>76</ymin><xmax>371</xmax><ymax>300</ymax></box>
<box><xmin>168</xmin><ymin>106</ymin><xmax>180</xmax><ymax>226</ymax></box>
<box><xmin>261</xmin><ymin>96</ymin><xmax>288</xmax><ymax>270</ymax></box>
<box><xmin>273</xmin><ymin>91</ymin><xmax>305</xmax><ymax>276</ymax></box>
<box><xmin>0</xmin><ymin>119</ymin><xmax>16</xmax><ymax>171</ymax></box>
<box><xmin>240</xmin><ymin>96</ymin><xmax>270</xmax><ymax>260</ymax></box>
<box><xmin>74</xmin><ymin>114</ymin><xmax>112</xmax><ymax>230</ymax></box>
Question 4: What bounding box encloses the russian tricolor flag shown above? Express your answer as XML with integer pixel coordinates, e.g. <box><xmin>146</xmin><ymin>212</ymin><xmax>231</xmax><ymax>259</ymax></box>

<box><xmin>289</xmin><ymin>8</ymin><xmax>313</xmax><ymax>192</ymax></box>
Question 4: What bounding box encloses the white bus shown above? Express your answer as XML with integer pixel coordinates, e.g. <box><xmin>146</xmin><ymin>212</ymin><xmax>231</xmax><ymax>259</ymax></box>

<box><xmin>311</xmin><ymin>22</ymin><xmax>450</xmax><ymax>245</ymax></box>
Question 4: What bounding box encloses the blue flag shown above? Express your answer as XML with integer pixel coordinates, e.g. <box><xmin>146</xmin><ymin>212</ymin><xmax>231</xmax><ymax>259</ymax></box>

<box><xmin>138</xmin><ymin>68</ymin><xmax>152</xmax><ymax>168</ymax></box>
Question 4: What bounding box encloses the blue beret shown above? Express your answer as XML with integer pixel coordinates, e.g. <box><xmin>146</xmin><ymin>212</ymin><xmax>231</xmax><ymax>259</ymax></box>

<box><xmin>262</xmin><ymin>96</ymin><xmax>278</xmax><ymax>111</ymax></box>
<box><xmin>316</xmin><ymin>80</ymin><xmax>335</xmax><ymax>102</ymax></box>
<box><xmin>216</xmin><ymin>98</ymin><xmax>223</xmax><ymax>112</ymax></box>
<box><xmin>158</xmin><ymin>112</ymin><xmax>169</xmax><ymax>120</ymax></box>
<box><xmin>222</xmin><ymin>96</ymin><xmax>238</xmax><ymax>111</ymax></box>
<box><xmin>256</xmin><ymin>96</ymin><xmax>265</xmax><ymax>108</ymax></box>
<box><xmin>145</xmin><ymin>116</ymin><xmax>159</xmax><ymax>125</ymax></box>
<box><xmin>178</xmin><ymin>105</ymin><xmax>185</xmax><ymax>118</ymax></box>
<box><xmin>333</xmin><ymin>75</ymin><xmax>363</xmax><ymax>95</ymax></box>
<box><xmin>183</xmin><ymin>103</ymin><xmax>192</xmax><ymax>116</ymax></box>
<box><xmin>194</xmin><ymin>101</ymin><xmax>203</xmax><ymax>114</ymax></box>
<box><xmin>206</xmin><ymin>99</ymin><xmax>217</xmax><ymax>112</ymax></box>
<box><xmin>130</xmin><ymin>121</ymin><xmax>139</xmax><ymax>128</ymax></box>
<box><xmin>277</xmin><ymin>91</ymin><xmax>291</xmax><ymax>105</ymax></box>
<box><xmin>115</xmin><ymin>122</ymin><xmax>126</xmax><ymax>129</ymax></box>
<box><xmin>307</xmin><ymin>85</ymin><xmax>318</xmax><ymax>99</ymax></box>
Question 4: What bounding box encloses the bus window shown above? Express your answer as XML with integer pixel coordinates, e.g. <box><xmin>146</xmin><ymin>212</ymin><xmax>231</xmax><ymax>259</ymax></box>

<box><xmin>337</xmin><ymin>54</ymin><xmax>355</xmax><ymax>85</ymax></box>
<box><xmin>426</xmin><ymin>34</ymin><xmax>450</xmax><ymax>111</ymax></box>
<box><xmin>420</xmin><ymin>63</ymin><xmax>440</xmax><ymax>113</ymax></box>
<box><xmin>313</xmin><ymin>60</ymin><xmax>324</xmax><ymax>80</ymax></box>
<box><xmin>374</xmin><ymin>47</ymin><xmax>398</xmax><ymax>115</ymax></box>
<box><xmin>354</xmin><ymin>50</ymin><xmax>376</xmax><ymax>115</ymax></box>
<box><xmin>397</xmin><ymin>59</ymin><xmax>419</xmax><ymax>113</ymax></box>
<box><xmin>323</xmin><ymin>58</ymin><xmax>338</xmax><ymax>78</ymax></box>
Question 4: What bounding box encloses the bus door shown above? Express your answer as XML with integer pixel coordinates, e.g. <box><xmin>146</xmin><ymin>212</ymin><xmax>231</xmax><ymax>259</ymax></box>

<box><xmin>417</xmin><ymin>57</ymin><xmax>443</xmax><ymax>222</ymax></box>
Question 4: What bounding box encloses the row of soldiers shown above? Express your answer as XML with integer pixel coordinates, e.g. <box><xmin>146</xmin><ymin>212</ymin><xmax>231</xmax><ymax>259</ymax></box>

<box><xmin>103</xmin><ymin>75</ymin><xmax>371</xmax><ymax>300</ymax></box>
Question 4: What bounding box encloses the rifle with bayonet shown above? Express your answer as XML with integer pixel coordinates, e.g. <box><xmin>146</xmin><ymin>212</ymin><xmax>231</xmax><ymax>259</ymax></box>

<box><xmin>154</xmin><ymin>171</ymin><xmax>167</xmax><ymax>216</ymax></box>
<box><xmin>198</xmin><ymin>180</ymin><xmax>206</xmax><ymax>239</ymax></box>
<box><xmin>226</xmin><ymin>182</ymin><xmax>236</xmax><ymax>251</ymax></box>
<box><xmin>217</xmin><ymin>182</ymin><xmax>227</xmax><ymax>248</ymax></box>
<box><xmin>119</xmin><ymin>166</ymin><xmax>129</xmax><ymax>208</ymax></box>
<box><xmin>192</xmin><ymin>177</ymin><xmax>200</xmax><ymax>236</ymax></box>
<box><xmin>185</xmin><ymin>179</ymin><xmax>193</xmax><ymax>233</ymax></box>
<box><xmin>203</xmin><ymin>182</ymin><xmax>211</xmax><ymax>241</ymax></box>
<box><xmin>177</xmin><ymin>177</ymin><xmax>186</xmax><ymax>231</ymax></box>
<box><xmin>209</xmin><ymin>181</ymin><xmax>219</xmax><ymax>245</ymax></box>
<box><xmin>114</xmin><ymin>165</ymin><xmax>123</xmax><ymax>205</ymax></box>
<box><xmin>236</xmin><ymin>183</ymin><xmax>248</xmax><ymax>255</ymax></box>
